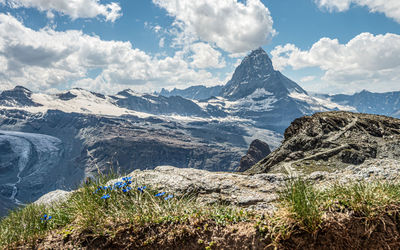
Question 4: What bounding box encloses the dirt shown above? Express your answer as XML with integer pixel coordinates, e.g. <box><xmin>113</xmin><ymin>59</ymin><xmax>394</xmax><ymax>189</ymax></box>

<box><xmin>9</xmin><ymin>209</ymin><xmax>400</xmax><ymax>250</ymax></box>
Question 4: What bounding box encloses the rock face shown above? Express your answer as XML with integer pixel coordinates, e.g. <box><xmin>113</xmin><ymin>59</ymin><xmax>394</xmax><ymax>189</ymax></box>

<box><xmin>238</xmin><ymin>139</ymin><xmax>271</xmax><ymax>172</ymax></box>
<box><xmin>247</xmin><ymin>111</ymin><xmax>400</xmax><ymax>174</ymax></box>
<box><xmin>221</xmin><ymin>48</ymin><xmax>306</xmax><ymax>100</ymax></box>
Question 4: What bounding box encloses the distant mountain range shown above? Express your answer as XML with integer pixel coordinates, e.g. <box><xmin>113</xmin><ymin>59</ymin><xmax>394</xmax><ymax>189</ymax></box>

<box><xmin>0</xmin><ymin>47</ymin><xmax>399</xmax><ymax>216</ymax></box>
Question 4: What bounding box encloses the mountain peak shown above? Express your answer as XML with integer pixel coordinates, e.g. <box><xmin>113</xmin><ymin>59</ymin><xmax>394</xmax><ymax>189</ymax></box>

<box><xmin>241</xmin><ymin>47</ymin><xmax>274</xmax><ymax>73</ymax></box>
<box><xmin>0</xmin><ymin>86</ymin><xmax>42</xmax><ymax>107</ymax></box>
<box><xmin>220</xmin><ymin>49</ymin><xmax>306</xmax><ymax>100</ymax></box>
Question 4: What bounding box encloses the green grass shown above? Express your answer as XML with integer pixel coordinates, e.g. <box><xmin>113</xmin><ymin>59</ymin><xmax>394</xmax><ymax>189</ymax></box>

<box><xmin>279</xmin><ymin>178</ymin><xmax>322</xmax><ymax>231</ymax></box>
<box><xmin>0</xmin><ymin>173</ymin><xmax>251</xmax><ymax>248</ymax></box>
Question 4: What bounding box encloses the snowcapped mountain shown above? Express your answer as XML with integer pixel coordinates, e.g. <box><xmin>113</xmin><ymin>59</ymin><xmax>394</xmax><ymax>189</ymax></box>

<box><xmin>159</xmin><ymin>85</ymin><xmax>223</xmax><ymax>100</ymax></box>
<box><xmin>0</xmin><ymin>86</ymin><xmax>42</xmax><ymax>107</ymax></box>
<box><xmin>319</xmin><ymin>90</ymin><xmax>400</xmax><ymax>118</ymax></box>
<box><xmin>221</xmin><ymin>48</ymin><xmax>306</xmax><ymax>100</ymax></box>
<box><xmin>195</xmin><ymin>48</ymin><xmax>350</xmax><ymax>131</ymax></box>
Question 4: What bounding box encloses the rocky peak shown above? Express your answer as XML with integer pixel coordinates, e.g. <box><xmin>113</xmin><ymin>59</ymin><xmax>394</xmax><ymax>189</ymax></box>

<box><xmin>0</xmin><ymin>86</ymin><xmax>42</xmax><ymax>107</ymax></box>
<box><xmin>238</xmin><ymin>139</ymin><xmax>271</xmax><ymax>172</ymax></box>
<box><xmin>246</xmin><ymin>111</ymin><xmax>400</xmax><ymax>174</ymax></box>
<box><xmin>220</xmin><ymin>48</ymin><xmax>306</xmax><ymax>100</ymax></box>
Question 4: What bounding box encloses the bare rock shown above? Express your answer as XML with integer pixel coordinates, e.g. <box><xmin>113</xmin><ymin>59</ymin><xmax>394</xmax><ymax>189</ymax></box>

<box><xmin>237</xmin><ymin>139</ymin><xmax>271</xmax><ymax>172</ymax></box>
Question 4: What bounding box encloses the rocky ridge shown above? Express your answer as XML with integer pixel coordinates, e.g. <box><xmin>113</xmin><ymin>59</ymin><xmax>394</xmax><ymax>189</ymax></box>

<box><xmin>247</xmin><ymin>111</ymin><xmax>400</xmax><ymax>174</ymax></box>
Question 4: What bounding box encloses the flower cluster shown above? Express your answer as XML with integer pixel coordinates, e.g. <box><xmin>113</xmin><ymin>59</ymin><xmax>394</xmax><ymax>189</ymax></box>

<box><xmin>93</xmin><ymin>176</ymin><xmax>175</xmax><ymax>203</ymax></box>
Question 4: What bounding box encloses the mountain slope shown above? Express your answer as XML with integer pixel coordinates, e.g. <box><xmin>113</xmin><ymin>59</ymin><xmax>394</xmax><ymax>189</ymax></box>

<box><xmin>159</xmin><ymin>85</ymin><xmax>223</xmax><ymax>100</ymax></box>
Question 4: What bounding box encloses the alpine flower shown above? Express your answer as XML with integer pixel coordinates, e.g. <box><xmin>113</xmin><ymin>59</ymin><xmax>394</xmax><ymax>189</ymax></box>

<box><xmin>101</xmin><ymin>194</ymin><xmax>111</xmax><ymax>200</ymax></box>
<box><xmin>164</xmin><ymin>194</ymin><xmax>174</xmax><ymax>200</ymax></box>
<box><xmin>155</xmin><ymin>192</ymin><xmax>166</xmax><ymax>197</ymax></box>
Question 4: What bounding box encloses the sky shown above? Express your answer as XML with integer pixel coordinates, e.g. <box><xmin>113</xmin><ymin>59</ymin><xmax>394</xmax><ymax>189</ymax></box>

<box><xmin>0</xmin><ymin>0</ymin><xmax>399</xmax><ymax>95</ymax></box>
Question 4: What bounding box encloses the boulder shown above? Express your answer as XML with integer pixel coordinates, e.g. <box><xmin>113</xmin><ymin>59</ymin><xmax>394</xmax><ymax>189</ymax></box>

<box><xmin>237</xmin><ymin>139</ymin><xmax>271</xmax><ymax>172</ymax></box>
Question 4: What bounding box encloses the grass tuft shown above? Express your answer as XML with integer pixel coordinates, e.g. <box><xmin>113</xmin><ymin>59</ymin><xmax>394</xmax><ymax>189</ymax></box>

<box><xmin>279</xmin><ymin>177</ymin><xmax>322</xmax><ymax>231</ymax></box>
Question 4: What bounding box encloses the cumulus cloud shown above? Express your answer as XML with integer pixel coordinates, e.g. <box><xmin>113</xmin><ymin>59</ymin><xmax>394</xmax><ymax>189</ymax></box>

<box><xmin>271</xmin><ymin>32</ymin><xmax>400</xmax><ymax>89</ymax></box>
<box><xmin>152</xmin><ymin>0</ymin><xmax>275</xmax><ymax>54</ymax></box>
<box><xmin>2</xmin><ymin>0</ymin><xmax>122</xmax><ymax>22</ymax></box>
<box><xmin>315</xmin><ymin>0</ymin><xmax>400</xmax><ymax>23</ymax></box>
<box><xmin>190</xmin><ymin>43</ymin><xmax>226</xmax><ymax>69</ymax></box>
<box><xmin>0</xmin><ymin>13</ymin><xmax>221</xmax><ymax>93</ymax></box>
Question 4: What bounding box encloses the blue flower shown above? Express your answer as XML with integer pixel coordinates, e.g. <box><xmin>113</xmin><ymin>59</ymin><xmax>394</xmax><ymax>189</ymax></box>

<box><xmin>155</xmin><ymin>192</ymin><xmax>166</xmax><ymax>197</ymax></box>
<box><xmin>101</xmin><ymin>194</ymin><xmax>111</xmax><ymax>200</ymax></box>
<box><xmin>164</xmin><ymin>195</ymin><xmax>174</xmax><ymax>200</ymax></box>
<box><xmin>123</xmin><ymin>187</ymin><xmax>132</xmax><ymax>193</ymax></box>
<box><xmin>122</xmin><ymin>177</ymin><xmax>132</xmax><ymax>182</ymax></box>
<box><xmin>138</xmin><ymin>186</ymin><xmax>146</xmax><ymax>193</ymax></box>
<box><xmin>114</xmin><ymin>182</ymin><xmax>123</xmax><ymax>187</ymax></box>
<box><xmin>41</xmin><ymin>214</ymin><xmax>52</xmax><ymax>221</ymax></box>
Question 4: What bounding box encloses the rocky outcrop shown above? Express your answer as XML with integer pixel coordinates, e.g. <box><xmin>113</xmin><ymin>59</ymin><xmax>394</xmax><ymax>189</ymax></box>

<box><xmin>247</xmin><ymin>111</ymin><xmax>400</xmax><ymax>174</ymax></box>
<box><xmin>238</xmin><ymin>139</ymin><xmax>271</xmax><ymax>172</ymax></box>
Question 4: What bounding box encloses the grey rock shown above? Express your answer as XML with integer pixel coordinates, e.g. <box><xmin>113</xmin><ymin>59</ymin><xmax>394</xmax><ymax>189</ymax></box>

<box><xmin>238</xmin><ymin>139</ymin><xmax>271</xmax><ymax>172</ymax></box>
<box><xmin>35</xmin><ymin>190</ymin><xmax>72</xmax><ymax>206</ymax></box>
<box><xmin>116</xmin><ymin>166</ymin><xmax>286</xmax><ymax>211</ymax></box>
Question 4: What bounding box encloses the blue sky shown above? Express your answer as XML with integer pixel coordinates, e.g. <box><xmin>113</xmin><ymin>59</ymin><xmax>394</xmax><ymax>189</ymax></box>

<box><xmin>0</xmin><ymin>0</ymin><xmax>399</xmax><ymax>94</ymax></box>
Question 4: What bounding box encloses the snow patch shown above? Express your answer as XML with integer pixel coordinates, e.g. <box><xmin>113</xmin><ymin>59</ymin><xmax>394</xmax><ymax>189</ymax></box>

<box><xmin>289</xmin><ymin>92</ymin><xmax>356</xmax><ymax>112</ymax></box>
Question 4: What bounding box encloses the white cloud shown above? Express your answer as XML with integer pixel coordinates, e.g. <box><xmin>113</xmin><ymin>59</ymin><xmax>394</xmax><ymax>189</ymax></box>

<box><xmin>271</xmin><ymin>32</ymin><xmax>400</xmax><ymax>91</ymax></box>
<box><xmin>0</xmin><ymin>13</ymin><xmax>222</xmax><ymax>93</ymax></box>
<box><xmin>300</xmin><ymin>76</ymin><xmax>316</xmax><ymax>82</ymax></box>
<box><xmin>190</xmin><ymin>43</ymin><xmax>226</xmax><ymax>69</ymax></box>
<box><xmin>159</xmin><ymin>37</ymin><xmax>165</xmax><ymax>48</ymax></box>
<box><xmin>315</xmin><ymin>0</ymin><xmax>400</xmax><ymax>23</ymax></box>
<box><xmin>3</xmin><ymin>0</ymin><xmax>122</xmax><ymax>22</ymax></box>
<box><xmin>152</xmin><ymin>0</ymin><xmax>275</xmax><ymax>54</ymax></box>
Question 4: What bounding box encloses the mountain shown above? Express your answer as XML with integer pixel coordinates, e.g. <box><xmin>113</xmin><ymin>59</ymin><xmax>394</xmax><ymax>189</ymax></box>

<box><xmin>247</xmin><ymin>111</ymin><xmax>400</xmax><ymax>174</ymax></box>
<box><xmin>320</xmin><ymin>90</ymin><xmax>400</xmax><ymax>118</ymax></box>
<box><xmin>113</xmin><ymin>89</ymin><xmax>208</xmax><ymax>117</ymax></box>
<box><xmin>197</xmin><ymin>48</ymin><xmax>351</xmax><ymax>132</ymax></box>
<box><xmin>221</xmin><ymin>48</ymin><xmax>306</xmax><ymax>100</ymax></box>
<box><xmin>0</xmin><ymin>85</ymin><xmax>282</xmax><ymax>216</ymax></box>
<box><xmin>159</xmin><ymin>85</ymin><xmax>223</xmax><ymax>100</ymax></box>
<box><xmin>0</xmin><ymin>86</ymin><xmax>42</xmax><ymax>107</ymax></box>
